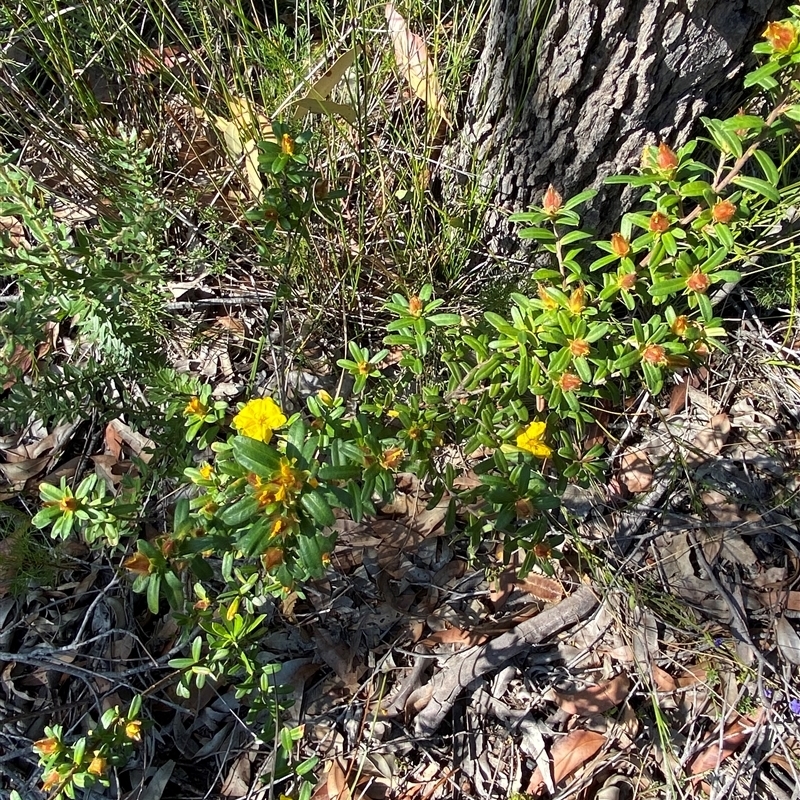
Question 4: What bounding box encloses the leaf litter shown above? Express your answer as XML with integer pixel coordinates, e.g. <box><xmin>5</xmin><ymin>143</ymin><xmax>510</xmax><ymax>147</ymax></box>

<box><xmin>2</xmin><ymin>289</ymin><xmax>800</xmax><ymax>800</ymax></box>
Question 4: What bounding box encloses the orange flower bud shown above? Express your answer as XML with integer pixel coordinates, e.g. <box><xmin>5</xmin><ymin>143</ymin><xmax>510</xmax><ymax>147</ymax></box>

<box><xmin>542</xmin><ymin>184</ymin><xmax>563</xmax><ymax>216</ymax></box>
<box><xmin>656</xmin><ymin>143</ymin><xmax>679</xmax><ymax>171</ymax></box>
<box><xmin>408</xmin><ymin>296</ymin><xmax>423</xmax><ymax>316</ymax></box>
<box><xmin>671</xmin><ymin>315</ymin><xmax>689</xmax><ymax>337</ymax></box>
<box><xmin>537</xmin><ymin>284</ymin><xmax>558</xmax><ymax>310</ymax></box>
<box><xmin>764</xmin><ymin>21</ymin><xmax>797</xmax><ymax>53</ymax></box>
<box><xmin>194</xmin><ymin>598</ymin><xmax>210</xmax><ymax>610</ymax></box>
<box><xmin>649</xmin><ymin>212</ymin><xmax>670</xmax><ymax>233</ymax></box>
<box><xmin>686</xmin><ymin>271</ymin><xmax>710</xmax><ymax>293</ymax></box>
<box><xmin>123</xmin><ymin>552</ymin><xmax>151</xmax><ymax>575</ymax></box>
<box><xmin>379</xmin><ymin>447</ymin><xmax>405</xmax><ymax>470</ymax></box>
<box><xmin>642</xmin><ymin>344</ymin><xmax>667</xmax><ymax>365</ymax></box>
<box><xmin>618</xmin><ymin>272</ymin><xmax>637</xmax><ymax>291</ymax></box>
<box><xmin>610</xmin><ymin>232</ymin><xmax>630</xmax><ymax>257</ymax></box>
<box><xmin>693</xmin><ymin>341</ymin><xmax>710</xmax><ymax>357</ymax></box>
<box><xmin>569</xmin><ymin>339</ymin><xmax>590</xmax><ymax>357</ymax></box>
<box><xmin>533</xmin><ymin>542</ymin><xmax>552</xmax><ymax>559</ymax></box>
<box><xmin>711</xmin><ymin>199</ymin><xmax>736</xmax><ymax>223</ymax></box>
<box><xmin>87</xmin><ymin>755</ymin><xmax>107</xmax><ymax>777</ymax></box>
<box><xmin>559</xmin><ymin>372</ymin><xmax>582</xmax><ymax>392</ymax></box>
<box><xmin>34</xmin><ymin>737</ymin><xmax>60</xmax><ymax>756</ymax></box>
<box><xmin>42</xmin><ymin>771</ymin><xmax>61</xmax><ymax>791</ymax></box>
<box><xmin>280</xmin><ymin>133</ymin><xmax>295</xmax><ymax>155</ymax></box>
<box><xmin>568</xmin><ymin>285</ymin><xmax>585</xmax><ymax>314</ymax></box>
<box><xmin>262</xmin><ymin>547</ymin><xmax>284</xmax><ymax>569</ymax></box>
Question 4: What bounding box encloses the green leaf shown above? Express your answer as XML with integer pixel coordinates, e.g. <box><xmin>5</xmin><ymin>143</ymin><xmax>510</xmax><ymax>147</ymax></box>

<box><xmin>219</xmin><ymin>495</ymin><xmax>260</xmax><ymax>526</ymax></box>
<box><xmin>426</xmin><ymin>313</ymin><xmax>461</xmax><ymax>326</ymax></box>
<box><xmin>714</xmin><ymin>223</ymin><xmax>734</xmax><ymax>249</ymax></box>
<box><xmin>679</xmin><ymin>180</ymin><xmax>713</xmax><ymax>198</ymax></box>
<box><xmin>517</xmin><ymin>227</ymin><xmax>557</xmax><ymax>242</ymax></box>
<box><xmin>147</xmin><ymin>574</ymin><xmax>161</xmax><ymax>615</ymax></box>
<box><xmin>559</xmin><ymin>230</ymin><xmax>593</xmax><ymax>245</ymax></box>
<box><xmin>743</xmin><ymin>59</ymin><xmax>782</xmax><ymax>88</ymax></box>
<box><xmin>300</xmin><ymin>491</ymin><xmax>335</xmax><ymax>527</ymax></box>
<box><xmin>712</xmin><ymin>270</ymin><xmax>741</xmax><ymax>284</ymax></box>
<box><xmin>232</xmin><ymin>436</ymin><xmax>281</xmax><ymax>476</ymax></box>
<box><xmin>753</xmin><ymin>149</ymin><xmax>780</xmax><ymax>185</ymax></box>
<box><xmin>563</xmin><ymin>188</ymin><xmax>598</xmax><ymax>209</ymax></box>
<box><xmin>317</xmin><ymin>464</ymin><xmax>362</xmax><ymax>481</ymax></box>
<box><xmin>732</xmin><ymin>175</ymin><xmax>780</xmax><ymax>203</ymax></box>
<box><xmin>649</xmin><ymin>277</ymin><xmax>687</xmax><ymax>297</ymax></box>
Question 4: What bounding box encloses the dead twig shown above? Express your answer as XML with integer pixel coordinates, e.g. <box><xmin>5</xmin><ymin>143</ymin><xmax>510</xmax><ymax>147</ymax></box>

<box><xmin>413</xmin><ymin>585</ymin><xmax>598</xmax><ymax>736</ymax></box>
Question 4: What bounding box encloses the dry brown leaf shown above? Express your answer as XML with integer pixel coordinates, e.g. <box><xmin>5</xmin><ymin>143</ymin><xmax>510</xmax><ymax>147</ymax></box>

<box><xmin>618</xmin><ymin>450</ymin><xmax>653</xmax><ymax>493</ymax></box>
<box><xmin>421</xmin><ymin>626</ymin><xmax>486</xmax><ymax>648</ymax></box>
<box><xmin>701</xmin><ymin>489</ymin><xmax>741</xmax><ymax>523</ymax></box>
<box><xmin>676</xmin><ymin>662</ymin><xmax>709</xmax><ymax>688</ymax></box>
<box><xmin>688</xmin><ymin>712</ymin><xmax>759</xmax><ymax>778</ymax></box>
<box><xmin>652</xmin><ymin>665</ymin><xmax>677</xmax><ymax>692</ymax></box>
<box><xmin>553</xmin><ymin>674</ymin><xmax>630</xmax><ymax>717</ymax></box>
<box><xmin>518</xmin><ymin>574</ymin><xmax>564</xmax><ymax>603</ymax></box>
<box><xmin>385</xmin><ymin>4</ymin><xmax>448</xmax><ymax>122</ymax></box>
<box><xmin>526</xmin><ymin>729</ymin><xmax>607</xmax><ymax>796</ymax></box>
<box><xmin>292</xmin><ymin>47</ymin><xmax>360</xmax><ymax>123</ymax></box>
<box><xmin>687</xmin><ymin>412</ymin><xmax>730</xmax><ymax>466</ymax></box>
<box><xmin>105</xmin><ymin>422</ymin><xmax>124</xmax><ymax>460</ymax></box>
<box><xmin>106</xmin><ymin>419</ymin><xmax>155</xmax><ymax>463</ymax></box>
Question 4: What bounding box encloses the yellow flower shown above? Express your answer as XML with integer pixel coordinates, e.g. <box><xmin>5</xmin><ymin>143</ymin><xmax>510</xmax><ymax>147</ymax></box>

<box><xmin>386</xmin><ymin>409</ymin><xmax>400</xmax><ymax>418</ymax></box>
<box><xmin>87</xmin><ymin>755</ymin><xmax>107</xmax><ymax>777</ymax></box>
<box><xmin>185</xmin><ymin>396</ymin><xmax>207</xmax><ymax>417</ymax></box>
<box><xmin>317</xmin><ymin>390</ymin><xmax>334</xmax><ymax>407</ymax></box>
<box><xmin>198</xmin><ymin>463</ymin><xmax>213</xmax><ymax>480</ymax></box>
<box><xmin>233</xmin><ymin>397</ymin><xmax>287</xmax><ymax>443</ymax></box>
<box><xmin>58</xmin><ymin>496</ymin><xmax>79</xmax><ymax>513</ymax></box>
<box><xmin>124</xmin><ymin>720</ymin><xmax>142</xmax><ymax>741</ymax></box>
<box><xmin>281</xmin><ymin>133</ymin><xmax>295</xmax><ymax>155</ymax></box>
<box><xmin>516</xmin><ymin>422</ymin><xmax>552</xmax><ymax>458</ymax></box>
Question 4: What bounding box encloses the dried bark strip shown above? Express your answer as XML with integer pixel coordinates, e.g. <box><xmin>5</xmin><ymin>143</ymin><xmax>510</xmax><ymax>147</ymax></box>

<box><xmin>413</xmin><ymin>585</ymin><xmax>598</xmax><ymax>736</ymax></box>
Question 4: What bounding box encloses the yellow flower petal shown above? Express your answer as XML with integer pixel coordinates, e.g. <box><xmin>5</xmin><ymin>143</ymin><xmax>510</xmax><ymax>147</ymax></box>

<box><xmin>233</xmin><ymin>397</ymin><xmax>287</xmax><ymax>443</ymax></box>
<box><xmin>516</xmin><ymin>422</ymin><xmax>552</xmax><ymax>458</ymax></box>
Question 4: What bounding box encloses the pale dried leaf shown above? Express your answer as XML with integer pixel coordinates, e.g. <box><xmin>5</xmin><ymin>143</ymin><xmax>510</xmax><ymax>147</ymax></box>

<box><xmin>553</xmin><ymin>674</ymin><xmax>630</xmax><ymax>717</ymax></box>
<box><xmin>701</xmin><ymin>489</ymin><xmax>741</xmax><ymax>523</ymax></box>
<box><xmin>618</xmin><ymin>450</ymin><xmax>652</xmax><ymax>493</ymax></box>
<box><xmin>385</xmin><ymin>4</ymin><xmax>448</xmax><ymax>121</ymax></box>
<box><xmin>526</xmin><ymin>729</ymin><xmax>606</xmax><ymax>796</ymax></box>
<box><xmin>292</xmin><ymin>47</ymin><xmax>359</xmax><ymax>122</ymax></box>
<box><xmin>775</xmin><ymin>616</ymin><xmax>800</xmax><ymax>665</ymax></box>
<box><xmin>687</xmin><ymin>412</ymin><xmax>730</xmax><ymax>465</ymax></box>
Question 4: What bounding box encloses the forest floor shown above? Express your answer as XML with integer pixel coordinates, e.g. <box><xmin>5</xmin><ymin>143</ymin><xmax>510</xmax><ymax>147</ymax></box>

<box><xmin>3</xmin><ymin>1</ymin><xmax>800</xmax><ymax>798</ymax></box>
<box><xmin>2</xmin><ymin>289</ymin><xmax>800</xmax><ymax>800</ymax></box>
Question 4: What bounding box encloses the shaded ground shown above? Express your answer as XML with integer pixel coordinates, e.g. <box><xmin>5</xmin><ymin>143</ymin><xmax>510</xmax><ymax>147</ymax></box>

<box><xmin>1</xmin><ymin>307</ymin><xmax>800</xmax><ymax>800</ymax></box>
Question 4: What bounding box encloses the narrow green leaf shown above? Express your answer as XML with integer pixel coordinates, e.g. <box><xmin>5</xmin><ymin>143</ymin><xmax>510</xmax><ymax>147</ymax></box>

<box><xmin>732</xmin><ymin>175</ymin><xmax>780</xmax><ymax>203</ymax></box>
<box><xmin>300</xmin><ymin>491</ymin><xmax>335</xmax><ymax>527</ymax></box>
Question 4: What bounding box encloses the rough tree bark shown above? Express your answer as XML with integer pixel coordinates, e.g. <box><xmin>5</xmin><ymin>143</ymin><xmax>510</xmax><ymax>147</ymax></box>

<box><xmin>445</xmin><ymin>0</ymin><xmax>782</xmax><ymax>257</ymax></box>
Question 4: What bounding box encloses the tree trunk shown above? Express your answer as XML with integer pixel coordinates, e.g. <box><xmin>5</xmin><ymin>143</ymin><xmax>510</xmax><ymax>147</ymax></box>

<box><xmin>445</xmin><ymin>0</ymin><xmax>782</xmax><ymax>258</ymax></box>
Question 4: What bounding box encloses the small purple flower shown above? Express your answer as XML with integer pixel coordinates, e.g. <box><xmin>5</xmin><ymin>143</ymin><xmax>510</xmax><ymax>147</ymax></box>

<box><xmin>713</xmin><ymin>637</ymin><xmax>723</xmax><ymax>647</ymax></box>
<box><xmin>790</xmin><ymin>698</ymin><xmax>800</xmax><ymax>715</ymax></box>
<box><xmin>763</xmin><ymin>688</ymin><xmax>773</xmax><ymax>699</ymax></box>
